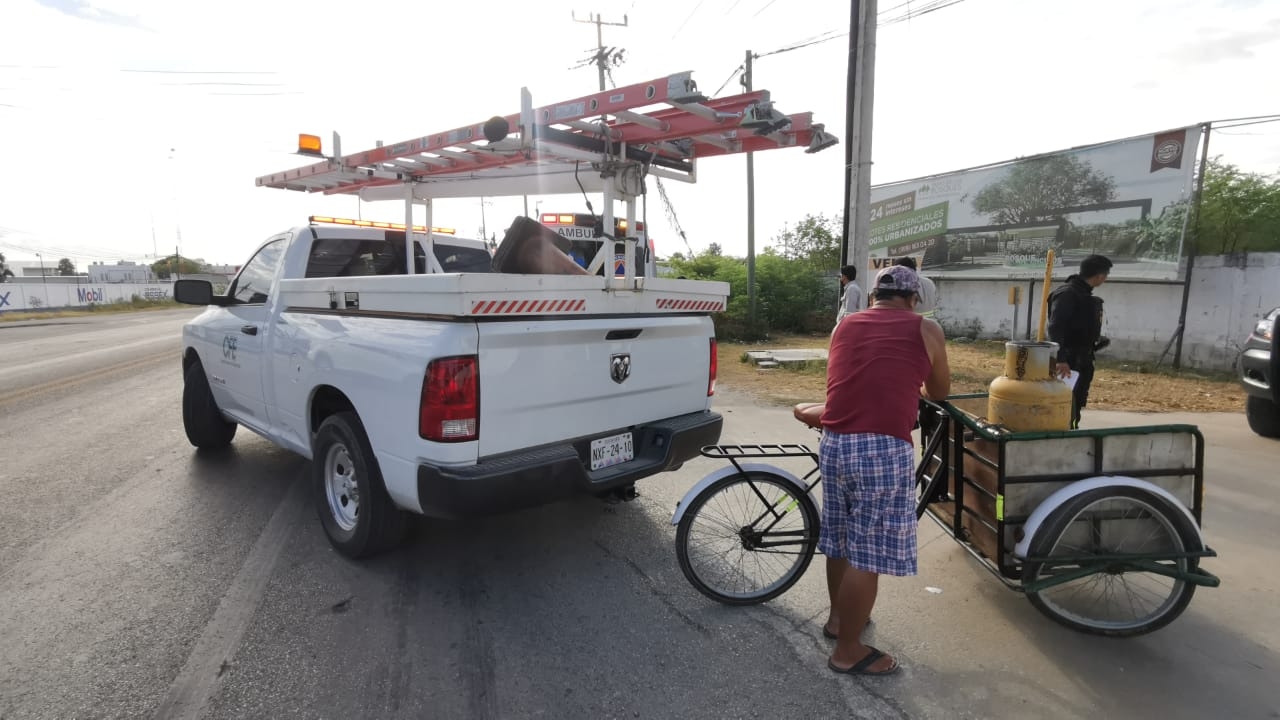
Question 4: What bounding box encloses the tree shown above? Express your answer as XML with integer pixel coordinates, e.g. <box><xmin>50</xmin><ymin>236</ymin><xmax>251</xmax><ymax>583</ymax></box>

<box><xmin>1194</xmin><ymin>157</ymin><xmax>1280</xmax><ymax>255</ymax></box>
<box><xmin>0</xmin><ymin>251</ymin><xmax>12</xmax><ymax>282</ymax></box>
<box><xmin>57</xmin><ymin>257</ymin><xmax>76</xmax><ymax>276</ymax></box>
<box><xmin>972</xmin><ymin>155</ymin><xmax>1117</xmax><ymax>225</ymax></box>
<box><xmin>151</xmin><ymin>254</ymin><xmax>202</xmax><ymax>279</ymax></box>
<box><xmin>771</xmin><ymin>213</ymin><xmax>841</xmax><ymax>271</ymax></box>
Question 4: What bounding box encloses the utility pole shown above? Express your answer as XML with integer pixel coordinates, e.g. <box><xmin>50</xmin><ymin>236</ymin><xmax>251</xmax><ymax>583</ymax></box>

<box><xmin>841</xmin><ymin>0</ymin><xmax>877</xmax><ymax>286</ymax></box>
<box><xmin>744</xmin><ymin>49</ymin><xmax>758</xmax><ymax>331</ymax></box>
<box><xmin>573</xmin><ymin>11</ymin><xmax>628</xmax><ymax>91</ymax></box>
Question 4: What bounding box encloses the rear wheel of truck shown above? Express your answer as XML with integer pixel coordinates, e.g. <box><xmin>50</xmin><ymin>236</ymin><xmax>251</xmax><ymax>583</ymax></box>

<box><xmin>312</xmin><ymin>411</ymin><xmax>409</xmax><ymax>558</ymax></box>
<box><xmin>183</xmin><ymin>362</ymin><xmax>237</xmax><ymax>449</ymax></box>
<box><xmin>1245</xmin><ymin>396</ymin><xmax>1280</xmax><ymax>438</ymax></box>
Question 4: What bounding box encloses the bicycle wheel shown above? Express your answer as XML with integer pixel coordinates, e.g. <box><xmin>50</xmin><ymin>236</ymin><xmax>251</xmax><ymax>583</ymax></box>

<box><xmin>675</xmin><ymin>471</ymin><xmax>819</xmax><ymax>605</ymax></box>
<box><xmin>1023</xmin><ymin>486</ymin><xmax>1200</xmax><ymax>637</ymax></box>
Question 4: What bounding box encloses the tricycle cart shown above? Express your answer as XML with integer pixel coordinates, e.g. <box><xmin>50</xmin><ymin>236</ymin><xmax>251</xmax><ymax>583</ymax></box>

<box><xmin>672</xmin><ymin>395</ymin><xmax>1221</xmax><ymax>637</ymax></box>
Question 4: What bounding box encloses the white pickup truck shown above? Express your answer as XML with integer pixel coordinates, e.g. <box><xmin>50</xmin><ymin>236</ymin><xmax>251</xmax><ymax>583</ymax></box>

<box><xmin>177</xmin><ymin>70</ymin><xmax>836</xmax><ymax>556</ymax></box>
<box><xmin>174</xmin><ymin>220</ymin><xmax>725</xmax><ymax>557</ymax></box>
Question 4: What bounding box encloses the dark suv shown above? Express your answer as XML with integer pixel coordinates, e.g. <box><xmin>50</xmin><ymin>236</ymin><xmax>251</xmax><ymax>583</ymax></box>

<box><xmin>1239</xmin><ymin>306</ymin><xmax>1280</xmax><ymax>438</ymax></box>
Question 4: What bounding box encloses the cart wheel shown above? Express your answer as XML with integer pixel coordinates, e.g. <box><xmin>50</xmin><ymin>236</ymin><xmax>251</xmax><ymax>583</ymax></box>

<box><xmin>1023</xmin><ymin>486</ymin><xmax>1199</xmax><ymax>637</ymax></box>
<box><xmin>676</xmin><ymin>472</ymin><xmax>819</xmax><ymax>605</ymax></box>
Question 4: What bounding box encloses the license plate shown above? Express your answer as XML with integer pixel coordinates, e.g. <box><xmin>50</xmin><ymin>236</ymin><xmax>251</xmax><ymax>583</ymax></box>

<box><xmin>590</xmin><ymin>431</ymin><xmax>634</xmax><ymax>471</ymax></box>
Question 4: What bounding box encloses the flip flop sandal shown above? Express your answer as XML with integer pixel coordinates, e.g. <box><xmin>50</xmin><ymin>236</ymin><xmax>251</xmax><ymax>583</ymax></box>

<box><xmin>828</xmin><ymin>646</ymin><xmax>900</xmax><ymax>676</ymax></box>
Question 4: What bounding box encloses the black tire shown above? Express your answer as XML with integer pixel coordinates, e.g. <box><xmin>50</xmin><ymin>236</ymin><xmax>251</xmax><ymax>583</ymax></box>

<box><xmin>183</xmin><ymin>361</ymin><xmax>237</xmax><ymax>449</ymax></box>
<box><xmin>1245</xmin><ymin>395</ymin><xmax>1280</xmax><ymax>438</ymax></box>
<box><xmin>675</xmin><ymin>472</ymin><xmax>819</xmax><ymax>605</ymax></box>
<box><xmin>312</xmin><ymin>411</ymin><xmax>409</xmax><ymax>559</ymax></box>
<box><xmin>1023</xmin><ymin>486</ymin><xmax>1200</xmax><ymax>637</ymax></box>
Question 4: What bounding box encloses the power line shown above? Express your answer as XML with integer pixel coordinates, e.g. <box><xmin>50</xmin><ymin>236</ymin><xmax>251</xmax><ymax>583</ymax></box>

<box><xmin>753</xmin><ymin>0</ymin><xmax>778</xmax><ymax>18</ymax></box>
<box><xmin>878</xmin><ymin>0</ymin><xmax>918</xmax><ymax>16</ymax></box>
<box><xmin>712</xmin><ymin>64</ymin><xmax>744</xmax><ymax>96</ymax></box>
<box><xmin>881</xmin><ymin>0</ymin><xmax>969</xmax><ymax>26</ymax></box>
<box><xmin>757</xmin><ymin>32</ymin><xmax>848</xmax><ymax>58</ymax></box>
<box><xmin>654</xmin><ymin>178</ymin><xmax>694</xmax><ymax>258</ymax></box>
<box><xmin>1209</xmin><ymin>114</ymin><xmax>1280</xmax><ymax>130</ymax></box>
<box><xmin>672</xmin><ymin>0</ymin><xmax>705</xmax><ymax>39</ymax></box>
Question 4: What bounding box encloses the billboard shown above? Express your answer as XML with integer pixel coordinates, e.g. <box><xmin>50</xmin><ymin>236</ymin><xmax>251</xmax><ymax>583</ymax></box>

<box><xmin>869</xmin><ymin>126</ymin><xmax>1202</xmax><ymax>280</ymax></box>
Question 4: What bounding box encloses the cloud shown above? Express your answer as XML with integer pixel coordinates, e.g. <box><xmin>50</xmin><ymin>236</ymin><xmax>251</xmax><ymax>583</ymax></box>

<box><xmin>1170</xmin><ymin>17</ymin><xmax>1280</xmax><ymax>63</ymax></box>
<box><xmin>33</xmin><ymin>0</ymin><xmax>145</xmax><ymax>29</ymax></box>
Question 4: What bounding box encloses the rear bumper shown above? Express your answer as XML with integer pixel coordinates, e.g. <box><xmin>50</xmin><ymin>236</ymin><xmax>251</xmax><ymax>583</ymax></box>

<box><xmin>416</xmin><ymin>410</ymin><xmax>722</xmax><ymax>518</ymax></box>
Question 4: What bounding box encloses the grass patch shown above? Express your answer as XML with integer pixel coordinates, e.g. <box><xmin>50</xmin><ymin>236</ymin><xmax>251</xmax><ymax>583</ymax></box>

<box><xmin>718</xmin><ymin>332</ymin><xmax>1247</xmax><ymax>414</ymax></box>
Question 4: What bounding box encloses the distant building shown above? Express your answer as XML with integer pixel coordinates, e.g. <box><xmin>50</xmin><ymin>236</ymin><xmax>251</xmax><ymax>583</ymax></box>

<box><xmin>200</xmin><ymin>263</ymin><xmax>240</xmax><ymax>278</ymax></box>
<box><xmin>88</xmin><ymin>260</ymin><xmax>156</xmax><ymax>284</ymax></box>
<box><xmin>6</xmin><ymin>261</ymin><xmax>57</xmax><ymax>277</ymax></box>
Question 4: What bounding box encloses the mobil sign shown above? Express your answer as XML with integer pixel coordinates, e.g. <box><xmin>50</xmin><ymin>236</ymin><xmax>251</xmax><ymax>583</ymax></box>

<box><xmin>77</xmin><ymin>287</ymin><xmax>105</xmax><ymax>304</ymax></box>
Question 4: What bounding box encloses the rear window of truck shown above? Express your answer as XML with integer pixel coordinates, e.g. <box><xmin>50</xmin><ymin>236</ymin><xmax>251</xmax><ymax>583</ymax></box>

<box><xmin>305</xmin><ymin>234</ymin><xmax>493</xmax><ymax>278</ymax></box>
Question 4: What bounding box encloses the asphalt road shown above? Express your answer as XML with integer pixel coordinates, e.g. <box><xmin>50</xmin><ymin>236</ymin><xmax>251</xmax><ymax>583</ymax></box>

<box><xmin>0</xmin><ymin>310</ymin><xmax>1277</xmax><ymax>719</ymax></box>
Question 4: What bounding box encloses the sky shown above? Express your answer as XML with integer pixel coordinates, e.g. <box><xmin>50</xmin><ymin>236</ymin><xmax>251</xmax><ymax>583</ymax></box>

<box><xmin>1</xmin><ymin>0</ymin><xmax>1278</xmax><ymax>269</ymax></box>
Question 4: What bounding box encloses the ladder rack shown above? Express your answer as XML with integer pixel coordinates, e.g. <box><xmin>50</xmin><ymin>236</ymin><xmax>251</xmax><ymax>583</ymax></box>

<box><xmin>255</xmin><ymin>71</ymin><xmax>833</xmax><ymax>198</ymax></box>
<box><xmin>254</xmin><ymin>70</ymin><xmax>838</xmax><ymax>281</ymax></box>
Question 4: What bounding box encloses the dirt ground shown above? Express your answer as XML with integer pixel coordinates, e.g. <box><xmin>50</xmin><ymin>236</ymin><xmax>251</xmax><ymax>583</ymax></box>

<box><xmin>718</xmin><ymin>334</ymin><xmax>1247</xmax><ymax>414</ymax></box>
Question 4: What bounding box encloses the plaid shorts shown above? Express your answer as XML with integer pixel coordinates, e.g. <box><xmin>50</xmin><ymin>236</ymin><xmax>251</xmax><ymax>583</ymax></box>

<box><xmin>817</xmin><ymin>431</ymin><xmax>919</xmax><ymax>576</ymax></box>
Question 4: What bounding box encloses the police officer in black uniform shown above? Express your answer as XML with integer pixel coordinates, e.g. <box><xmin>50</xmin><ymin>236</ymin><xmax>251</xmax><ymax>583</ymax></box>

<box><xmin>1048</xmin><ymin>254</ymin><xmax>1113</xmax><ymax>429</ymax></box>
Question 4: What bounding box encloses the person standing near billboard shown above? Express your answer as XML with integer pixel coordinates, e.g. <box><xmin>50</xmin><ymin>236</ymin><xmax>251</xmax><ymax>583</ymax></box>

<box><xmin>835</xmin><ymin>265</ymin><xmax>864</xmax><ymax>326</ymax></box>
<box><xmin>893</xmin><ymin>256</ymin><xmax>936</xmax><ymax>317</ymax></box>
<box><xmin>1048</xmin><ymin>254</ymin><xmax>1113</xmax><ymax>428</ymax></box>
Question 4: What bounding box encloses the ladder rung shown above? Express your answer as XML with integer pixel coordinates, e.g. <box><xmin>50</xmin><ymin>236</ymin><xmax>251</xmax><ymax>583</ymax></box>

<box><xmin>668</xmin><ymin>101</ymin><xmax>736</xmax><ymax>123</ymax></box>
<box><xmin>614</xmin><ymin>110</ymin><xmax>668</xmax><ymax>131</ymax></box>
<box><xmin>412</xmin><ymin>154</ymin><xmax>453</xmax><ymax>167</ymax></box>
<box><xmin>564</xmin><ymin>119</ymin><xmax>618</xmax><ymax>138</ymax></box>
<box><xmin>431</xmin><ymin>148</ymin><xmax>482</xmax><ymax>163</ymax></box>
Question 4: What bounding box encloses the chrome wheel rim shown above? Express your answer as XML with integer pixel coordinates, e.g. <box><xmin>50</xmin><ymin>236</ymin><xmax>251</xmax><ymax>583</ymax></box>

<box><xmin>324</xmin><ymin>443</ymin><xmax>360</xmax><ymax>532</ymax></box>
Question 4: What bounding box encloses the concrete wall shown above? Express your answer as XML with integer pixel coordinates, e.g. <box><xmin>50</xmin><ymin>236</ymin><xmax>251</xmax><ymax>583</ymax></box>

<box><xmin>0</xmin><ymin>282</ymin><xmax>172</xmax><ymax>313</ymax></box>
<box><xmin>930</xmin><ymin>252</ymin><xmax>1280</xmax><ymax>371</ymax></box>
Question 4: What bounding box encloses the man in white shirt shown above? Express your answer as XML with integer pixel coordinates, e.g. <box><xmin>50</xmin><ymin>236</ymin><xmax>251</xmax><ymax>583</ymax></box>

<box><xmin>894</xmin><ymin>257</ymin><xmax>936</xmax><ymax>317</ymax></box>
<box><xmin>836</xmin><ymin>265</ymin><xmax>863</xmax><ymax>325</ymax></box>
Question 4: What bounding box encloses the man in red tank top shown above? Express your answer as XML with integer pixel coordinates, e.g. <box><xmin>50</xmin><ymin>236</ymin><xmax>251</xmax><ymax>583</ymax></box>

<box><xmin>815</xmin><ymin>265</ymin><xmax>951</xmax><ymax>676</ymax></box>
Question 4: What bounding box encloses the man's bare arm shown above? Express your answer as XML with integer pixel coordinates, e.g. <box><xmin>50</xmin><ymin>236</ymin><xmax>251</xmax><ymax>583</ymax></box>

<box><xmin>920</xmin><ymin>318</ymin><xmax>951</xmax><ymax>400</ymax></box>
<box><xmin>793</xmin><ymin>402</ymin><xmax>824</xmax><ymax>429</ymax></box>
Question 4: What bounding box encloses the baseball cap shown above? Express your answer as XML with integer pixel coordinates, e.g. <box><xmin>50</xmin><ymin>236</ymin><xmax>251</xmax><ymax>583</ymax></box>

<box><xmin>874</xmin><ymin>265</ymin><xmax>922</xmax><ymax>295</ymax></box>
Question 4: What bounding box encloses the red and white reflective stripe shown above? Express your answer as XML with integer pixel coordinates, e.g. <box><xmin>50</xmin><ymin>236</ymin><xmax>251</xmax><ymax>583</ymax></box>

<box><xmin>655</xmin><ymin>298</ymin><xmax>725</xmax><ymax>312</ymax></box>
<box><xmin>470</xmin><ymin>298</ymin><xmax>587</xmax><ymax>315</ymax></box>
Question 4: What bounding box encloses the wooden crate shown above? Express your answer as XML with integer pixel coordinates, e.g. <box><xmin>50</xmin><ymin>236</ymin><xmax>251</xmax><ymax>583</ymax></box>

<box><xmin>955</xmin><ymin>437</ymin><xmax>1003</xmax><ymax>562</ymax></box>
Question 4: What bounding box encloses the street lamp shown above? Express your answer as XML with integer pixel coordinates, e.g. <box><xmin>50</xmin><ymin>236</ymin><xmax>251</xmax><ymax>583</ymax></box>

<box><xmin>35</xmin><ymin>252</ymin><xmax>49</xmax><ymax>308</ymax></box>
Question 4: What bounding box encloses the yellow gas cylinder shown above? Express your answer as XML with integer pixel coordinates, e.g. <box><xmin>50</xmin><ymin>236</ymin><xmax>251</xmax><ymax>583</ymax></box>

<box><xmin>987</xmin><ymin>340</ymin><xmax>1073</xmax><ymax>431</ymax></box>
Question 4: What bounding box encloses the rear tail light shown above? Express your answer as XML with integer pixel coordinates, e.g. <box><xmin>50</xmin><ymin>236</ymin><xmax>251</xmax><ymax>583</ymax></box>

<box><xmin>420</xmin><ymin>356</ymin><xmax>479</xmax><ymax>442</ymax></box>
<box><xmin>708</xmin><ymin>338</ymin><xmax>717</xmax><ymax>396</ymax></box>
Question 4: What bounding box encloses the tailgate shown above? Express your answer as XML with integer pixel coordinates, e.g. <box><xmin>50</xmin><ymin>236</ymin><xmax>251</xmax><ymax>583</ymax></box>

<box><xmin>476</xmin><ymin>315</ymin><xmax>713</xmax><ymax>457</ymax></box>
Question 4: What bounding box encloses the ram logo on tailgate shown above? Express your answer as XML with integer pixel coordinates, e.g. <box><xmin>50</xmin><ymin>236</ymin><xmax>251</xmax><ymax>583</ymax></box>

<box><xmin>610</xmin><ymin>353</ymin><xmax>631</xmax><ymax>384</ymax></box>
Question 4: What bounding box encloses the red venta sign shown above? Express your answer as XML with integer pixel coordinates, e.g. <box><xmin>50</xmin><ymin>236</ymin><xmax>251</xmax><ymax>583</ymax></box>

<box><xmin>1151</xmin><ymin>129</ymin><xmax>1188</xmax><ymax>173</ymax></box>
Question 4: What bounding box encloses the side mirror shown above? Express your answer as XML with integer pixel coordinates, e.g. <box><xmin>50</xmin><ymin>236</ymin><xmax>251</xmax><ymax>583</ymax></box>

<box><xmin>174</xmin><ymin>279</ymin><xmax>217</xmax><ymax>306</ymax></box>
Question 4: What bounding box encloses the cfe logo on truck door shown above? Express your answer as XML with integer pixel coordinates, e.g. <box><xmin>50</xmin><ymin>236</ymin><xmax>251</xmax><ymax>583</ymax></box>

<box><xmin>610</xmin><ymin>353</ymin><xmax>631</xmax><ymax>384</ymax></box>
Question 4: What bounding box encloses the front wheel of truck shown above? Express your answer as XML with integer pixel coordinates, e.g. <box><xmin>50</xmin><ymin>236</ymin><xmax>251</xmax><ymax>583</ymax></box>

<box><xmin>183</xmin><ymin>361</ymin><xmax>237</xmax><ymax>450</ymax></box>
<box><xmin>312</xmin><ymin>412</ymin><xmax>409</xmax><ymax>558</ymax></box>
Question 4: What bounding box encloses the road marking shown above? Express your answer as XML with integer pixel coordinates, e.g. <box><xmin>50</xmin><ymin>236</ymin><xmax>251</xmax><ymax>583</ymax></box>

<box><xmin>0</xmin><ymin>334</ymin><xmax>179</xmax><ymax>378</ymax></box>
<box><xmin>0</xmin><ymin>350</ymin><xmax>176</xmax><ymax>406</ymax></box>
<box><xmin>154</xmin><ymin>476</ymin><xmax>307</xmax><ymax>720</ymax></box>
